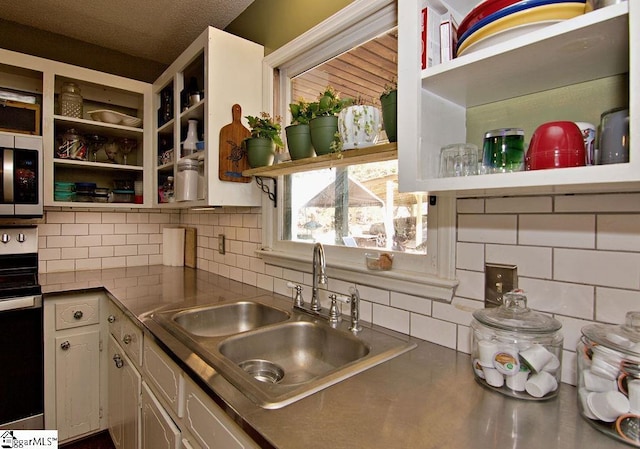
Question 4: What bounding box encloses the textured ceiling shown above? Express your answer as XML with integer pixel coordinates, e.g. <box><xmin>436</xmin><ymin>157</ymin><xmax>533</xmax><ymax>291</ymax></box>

<box><xmin>0</xmin><ymin>0</ymin><xmax>254</xmax><ymax>64</ymax></box>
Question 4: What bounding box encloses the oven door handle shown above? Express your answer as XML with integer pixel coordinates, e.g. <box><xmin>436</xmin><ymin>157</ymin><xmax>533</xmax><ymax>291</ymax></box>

<box><xmin>0</xmin><ymin>295</ymin><xmax>41</xmax><ymax>312</ymax></box>
<box><xmin>3</xmin><ymin>148</ymin><xmax>14</xmax><ymax>203</ymax></box>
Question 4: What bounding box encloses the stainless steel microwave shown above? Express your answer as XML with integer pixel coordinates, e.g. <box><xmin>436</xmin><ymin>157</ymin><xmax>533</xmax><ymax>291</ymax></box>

<box><xmin>0</xmin><ymin>132</ymin><xmax>42</xmax><ymax>217</ymax></box>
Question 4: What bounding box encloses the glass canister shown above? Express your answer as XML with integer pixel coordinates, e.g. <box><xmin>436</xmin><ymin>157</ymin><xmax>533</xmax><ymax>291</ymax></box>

<box><xmin>471</xmin><ymin>290</ymin><xmax>563</xmax><ymax>400</ymax></box>
<box><xmin>577</xmin><ymin>312</ymin><xmax>640</xmax><ymax>446</ymax></box>
<box><xmin>177</xmin><ymin>159</ymin><xmax>198</xmax><ymax>201</ymax></box>
<box><xmin>59</xmin><ymin>82</ymin><xmax>84</xmax><ymax>118</ymax></box>
<box><xmin>482</xmin><ymin>128</ymin><xmax>525</xmax><ymax>173</ymax></box>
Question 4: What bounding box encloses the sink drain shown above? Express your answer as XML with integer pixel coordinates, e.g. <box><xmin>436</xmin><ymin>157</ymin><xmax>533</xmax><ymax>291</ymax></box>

<box><xmin>239</xmin><ymin>359</ymin><xmax>284</xmax><ymax>384</ymax></box>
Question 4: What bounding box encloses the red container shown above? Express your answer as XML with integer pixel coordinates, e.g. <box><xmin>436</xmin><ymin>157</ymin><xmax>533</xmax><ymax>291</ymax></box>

<box><xmin>526</xmin><ymin>121</ymin><xmax>586</xmax><ymax>170</ymax></box>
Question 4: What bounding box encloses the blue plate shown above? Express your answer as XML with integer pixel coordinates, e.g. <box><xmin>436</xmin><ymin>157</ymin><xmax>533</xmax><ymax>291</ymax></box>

<box><xmin>457</xmin><ymin>0</ymin><xmax>585</xmax><ymax>51</ymax></box>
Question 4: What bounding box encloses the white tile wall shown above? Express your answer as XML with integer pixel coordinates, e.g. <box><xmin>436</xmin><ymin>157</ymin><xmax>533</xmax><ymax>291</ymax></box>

<box><xmin>37</xmin><ymin>192</ymin><xmax>640</xmax><ymax>387</ymax></box>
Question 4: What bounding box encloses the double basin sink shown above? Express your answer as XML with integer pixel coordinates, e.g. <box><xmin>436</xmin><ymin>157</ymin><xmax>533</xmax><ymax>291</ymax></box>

<box><xmin>151</xmin><ymin>295</ymin><xmax>416</xmax><ymax>409</ymax></box>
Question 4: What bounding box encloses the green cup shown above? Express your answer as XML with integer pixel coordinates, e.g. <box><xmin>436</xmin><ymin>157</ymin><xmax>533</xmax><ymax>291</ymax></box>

<box><xmin>482</xmin><ymin>128</ymin><xmax>525</xmax><ymax>173</ymax></box>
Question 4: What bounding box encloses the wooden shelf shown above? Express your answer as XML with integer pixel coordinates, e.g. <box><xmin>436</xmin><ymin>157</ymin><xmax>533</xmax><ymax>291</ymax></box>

<box><xmin>242</xmin><ymin>142</ymin><xmax>397</xmax><ymax>177</ymax></box>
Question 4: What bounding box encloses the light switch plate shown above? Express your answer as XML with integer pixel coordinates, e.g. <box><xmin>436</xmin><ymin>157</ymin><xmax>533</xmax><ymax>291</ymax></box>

<box><xmin>218</xmin><ymin>234</ymin><xmax>225</xmax><ymax>254</ymax></box>
<box><xmin>485</xmin><ymin>263</ymin><xmax>517</xmax><ymax>308</ymax></box>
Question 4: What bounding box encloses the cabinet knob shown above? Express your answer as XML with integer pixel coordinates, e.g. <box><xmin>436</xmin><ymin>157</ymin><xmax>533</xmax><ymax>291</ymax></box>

<box><xmin>17</xmin><ymin>233</ymin><xmax>26</xmax><ymax>243</ymax></box>
<box><xmin>73</xmin><ymin>310</ymin><xmax>83</xmax><ymax>320</ymax></box>
<box><xmin>107</xmin><ymin>315</ymin><xmax>116</xmax><ymax>323</ymax></box>
<box><xmin>113</xmin><ymin>354</ymin><xmax>124</xmax><ymax>369</ymax></box>
<box><xmin>60</xmin><ymin>341</ymin><xmax>70</xmax><ymax>351</ymax></box>
<box><xmin>1</xmin><ymin>234</ymin><xmax>10</xmax><ymax>244</ymax></box>
<box><xmin>122</xmin><ymin>334</ymin><xmax>132</xmax><ymax>345</ymax></box>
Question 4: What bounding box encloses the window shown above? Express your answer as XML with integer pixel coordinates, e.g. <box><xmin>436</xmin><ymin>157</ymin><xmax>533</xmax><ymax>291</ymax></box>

<box><xmin>259</xmin><ymin>0</ymin><xmax>457</xmax><ymax>301</ymax></box>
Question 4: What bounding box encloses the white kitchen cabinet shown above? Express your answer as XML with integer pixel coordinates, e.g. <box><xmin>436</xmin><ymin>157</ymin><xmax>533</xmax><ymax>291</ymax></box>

<box><xmin>0</xmin><ymin>49</ymin><xmax>153</xmax><ymax>208</ymax></box>
<box><xmin>143</xmin><ymin>338</ymin><xmax>184</xmax><ymax>418</ymax></box>
<box><xmin>398</xmin><ymin>1</ymin><xmax>637</xmax><ymax>196</ymax></box>
<box><xmin>152</xmin><ymin>26</ymin><xmax>263</xmax><ymax>208</ymax></box>
<box><xmin>108</xmin><ymin>300</ymin><xmax>143</xmax><ymax>449</ymax></box>
<box><xmin>183</xmin><ymin>376</ymin><xmax>259</xmax><ymax>449</ymax></box>
<box><xmin>141</xmin><ymin>381</ymin><xmax>181</xmax><ymax>449</ymax></box>
<box><xmin>108</xmin><ymin>335</ymin><xmax>141</xmax><ymax>449</ymax></box>
<box><xmin>43</xmin><ymin>291</ymin><xmax>108</xmax><ymax>443</ymax></box>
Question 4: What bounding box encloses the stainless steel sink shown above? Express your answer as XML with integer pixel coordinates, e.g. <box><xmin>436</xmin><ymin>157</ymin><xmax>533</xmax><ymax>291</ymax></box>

<box><xmin>219</xmin><ymin>321</ymin><xmax>370</xmax><ymax>385</ymax></box>
<box><xmin>150</xmin><ymin>296</ymin><xmax>416</xmax><ymax>409</ymax></box>
<box><xmin>158</xmin><ymin>300</ymin><xmax>290</xmax><ymax>337</ymax></box>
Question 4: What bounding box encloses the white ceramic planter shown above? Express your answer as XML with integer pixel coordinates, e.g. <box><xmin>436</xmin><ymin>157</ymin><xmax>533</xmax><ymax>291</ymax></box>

<box><xmin>338</xmin><ymin>105</ymin><xmax>381</xmax><ymax>150</ymax></box>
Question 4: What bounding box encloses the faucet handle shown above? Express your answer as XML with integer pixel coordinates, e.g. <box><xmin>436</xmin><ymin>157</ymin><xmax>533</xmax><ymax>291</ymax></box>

<box><xmin>328</xmin><ymin>294</ymin><xmax>351</xmax><ymax>324</ymax></box>
<box><xmin>287</xmin><ymin>282</ymin><xmax>304</xmax><ymax>307</ymax></box>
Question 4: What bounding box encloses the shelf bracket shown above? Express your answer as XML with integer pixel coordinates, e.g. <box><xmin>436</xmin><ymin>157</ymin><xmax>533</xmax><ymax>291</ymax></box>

<box><xmin>255</xmin><ymin>176</ymin><xmax>277</xmax><ymax>207</ymax></box>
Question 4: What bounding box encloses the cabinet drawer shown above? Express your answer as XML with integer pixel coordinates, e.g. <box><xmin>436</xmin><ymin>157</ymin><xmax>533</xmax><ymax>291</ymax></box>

<box><xmin>183</xmin><ymin>376</ymin><xmax>258</xmax><ymax>449</ymax></box>
<box><xmin>143</xmin><ymin>339</ymin><xmax>184</xmax><ymax>418</ymax></box>
<box><xmin>55</xmin><ymin>294</ymin><xmax>100</xmax><ymax>330</ymax></box>
<box><xmin>141</xmin><ymin>381</ymin><xmax>181</xmax><ymax>449</ymax></box>
<box><xmin>121</xmin><ymin>315</ymin><xmax>143</xmax><ymax>367</ymax></box>
<box><xmin>107</xmin><ymin>300</ymin><xmax>123</xmax><ymax>338</ymax></box>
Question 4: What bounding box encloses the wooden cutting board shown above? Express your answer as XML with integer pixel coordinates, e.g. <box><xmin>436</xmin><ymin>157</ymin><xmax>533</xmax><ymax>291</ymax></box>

<box><xmin>219</xmin><ymin>104</ymin><xmax>251</xmax><ymax>182</ymax></box>
<box><xmin>184</xmin><ymin>227</ymin><xmax>197</xmax><ymax>268</ymax></box>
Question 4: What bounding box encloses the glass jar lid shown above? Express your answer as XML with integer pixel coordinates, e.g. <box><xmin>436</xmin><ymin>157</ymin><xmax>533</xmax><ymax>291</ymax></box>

<box><xmin>483</xmin><ymin>128</ymin><xmax>524</xmax><ymax>138</ymax></box>
<box><xmin>582</xmin><ymin>311</ymin><xmax>640</xmax><ymax>357</ymax></box>
<box><xmin>472</xmin><ymin>290</ymin><xmax>562</xmax><ymax>334</ymax></box>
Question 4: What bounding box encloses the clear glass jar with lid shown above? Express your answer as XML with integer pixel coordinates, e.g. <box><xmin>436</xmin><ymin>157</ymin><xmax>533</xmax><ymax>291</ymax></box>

<box><xmin>59</xmin><ymin>82</ymin><xmax>84</xmax><ymax>118</ymax></box>
<box><xmin>577</xmin><ymin>312</ymin><xmax>640</xmax><ymax>446</ymax></box>
<box><xmin>470</xmin><ymin>290</ymin><xmax>563</xmax><ymax>400</ymax></box>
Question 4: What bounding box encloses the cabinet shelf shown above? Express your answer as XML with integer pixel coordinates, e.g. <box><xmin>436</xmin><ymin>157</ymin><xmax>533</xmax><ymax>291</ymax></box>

<box><xmin>242</xmin><ymin>142</ymin><xmax>398</xmax><ymax>178</ymax></box>
<box><xmin>54</xmin><ymin>158</ymin><xmax>144</xmax><ymax>171</ymax></box>
<box><xmin>54</xmin><ymin>115</ymin><xmax>144</xmax><ymax>137</ymax></box>
<box><xmin>422</xmin><ymin>3</ymin><xmax>629</xmax><ymax>108</ymax></box>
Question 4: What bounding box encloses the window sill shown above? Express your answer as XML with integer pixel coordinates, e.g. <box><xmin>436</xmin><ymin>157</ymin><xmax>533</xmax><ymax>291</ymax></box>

<box><xmin>257</xmin><ymin>248</ymin><xmax>457</xmax><ymax>303</ymax></box>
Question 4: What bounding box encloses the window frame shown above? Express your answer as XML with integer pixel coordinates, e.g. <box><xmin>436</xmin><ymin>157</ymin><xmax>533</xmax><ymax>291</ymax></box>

<box><xmin>258</xmin><ymin>0</ymin><xmax>458</xmax><ymax>302</ymax></box>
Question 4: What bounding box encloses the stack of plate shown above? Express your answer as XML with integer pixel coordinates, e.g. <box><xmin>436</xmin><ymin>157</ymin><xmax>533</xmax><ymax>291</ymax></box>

<box><xmin>456</xmin><ymin>0</ymin><xmax>586</xmax><ymax>57</ymax></box>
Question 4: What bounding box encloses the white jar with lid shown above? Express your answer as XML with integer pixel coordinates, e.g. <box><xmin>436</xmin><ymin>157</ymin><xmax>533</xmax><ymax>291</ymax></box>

<box><xmin>176</xmin><ymin>159</ymin><xmax>198</xmax><ymax>201</ymax></box>
<box><xmin>577</xmin><ymin>312</ymin><xmax>640</xmax><ymax>446</ymax></box>
<box><xmin>60</xmin><ymin>82</ymin><xmax>83</xmax><ymax>118</ymax></box>
<box><xmin>470</xmin><ymin>290</ymin><xmax>563</xmax><ymax>400</ymax></box>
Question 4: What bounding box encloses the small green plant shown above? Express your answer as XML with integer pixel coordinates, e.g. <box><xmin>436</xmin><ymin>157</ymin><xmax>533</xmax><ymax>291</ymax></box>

<box><xmin>245</xmin><ymin>112</ymin><xmax>284</xmax><ymax>147</ymax></box>
<box><xmin>289</xmin><ymin>99</ymin><xmax>313</xmax><ymax>125</ymax></box>
<box><xmin>329</xmin><ymin>131</ymin><xmax>344</xmax><ymax>156</ymax></box>
<box><xmin>308</xmin><ymin>86</ymin><xmax>351</xmax><ymax>117</ymax></box>
<box><xmin>381</xmin><ymin>76</ymin><xmax>398</xmax><ymax>98</ymax></box>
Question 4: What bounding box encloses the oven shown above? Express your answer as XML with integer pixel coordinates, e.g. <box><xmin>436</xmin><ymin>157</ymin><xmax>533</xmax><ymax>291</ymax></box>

<box><xmin>0</xmin><ymin>132</ymin><xmax>42</xmax><ymax>218</ymax></box>
<box><xmin>0</xmin><ymin>226</ymin><xmax>43</xmax><ymax>430</ymax></box>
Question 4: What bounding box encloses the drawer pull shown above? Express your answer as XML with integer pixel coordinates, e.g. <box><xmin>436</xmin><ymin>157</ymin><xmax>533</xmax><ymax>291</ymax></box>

<box><xmin>60</xmin><ymin>341</ymin><xmax>70</xmax><ymax>351</ymax></box>
<box><xmin>73</xmin><ymin>310</ymin><xmax>84</xmax><ymax>320</ymax></box>
<box><xmin>113</xmin><ymin>354</ymin><xmax>124</xmax><ymax>369</ymax></box>
<box><xmin>108</xmin><ymin>315</ymin><xmax>116</xmax><ymax>323</ymax></box>
<box><xmin>122</xmin><ymin>334</ymin><xmax>132</xmax><ymax>345</ymax></box>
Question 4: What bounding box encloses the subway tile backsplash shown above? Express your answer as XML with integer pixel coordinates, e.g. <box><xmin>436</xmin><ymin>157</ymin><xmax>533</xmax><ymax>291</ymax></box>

<box><xmin>38</xmin><ymin>193</ymin><xmax>640</xmax><ymax>386</ymax></box>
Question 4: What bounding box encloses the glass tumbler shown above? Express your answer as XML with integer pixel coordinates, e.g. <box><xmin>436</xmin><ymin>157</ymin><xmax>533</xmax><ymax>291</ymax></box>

<box><xmin>439</xmin><ymin>143</ymin><xmax>479</xmax><ymax>177</ymax></box>
<box><xmin>482</xmin><ymin>128</ymin><xmax>525</xmax><ymax>173</ymax></box>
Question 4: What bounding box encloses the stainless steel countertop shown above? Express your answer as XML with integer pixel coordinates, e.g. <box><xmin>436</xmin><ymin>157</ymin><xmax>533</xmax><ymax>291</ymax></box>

<box><xmin>41</xmin><ymin>266</ymin><xmax>625</xmax><ymax>449</ymax></box>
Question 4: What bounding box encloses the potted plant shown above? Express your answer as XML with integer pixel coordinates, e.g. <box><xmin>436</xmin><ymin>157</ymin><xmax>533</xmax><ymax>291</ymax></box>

<box><xmin>285</xmin><ymin>99</ymin><xmax>315</xmax><ymax>160</ymax></box>
<box><xmin>379</xmin><ymin>77</ymin><xmax>397</xmax><ymax>143</ymax></box>
<box><xmin>245</xmin><ymin>112</ymin><xmax>283</xmax><ymax>168</ymax></box>
<box><xmin>308</xmin><ymin>86</ymin><xmax>351</xmax><ymax>155</ymax></box>
<box><xmin>338</xmin><ymin>95</ymin><xmax>381</xmax><ymax>150</ymax></box>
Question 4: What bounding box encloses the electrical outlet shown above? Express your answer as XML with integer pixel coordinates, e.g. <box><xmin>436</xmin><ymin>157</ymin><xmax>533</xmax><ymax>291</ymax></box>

<box><xmin>485</xmin><ymin>263</ymin><xmax>517</xmax><ymax>308</ymax></box>
<box><xmin>218</xmin><ymin>234</ymin><xmax>225</xmax><ymax>254</ymax></box>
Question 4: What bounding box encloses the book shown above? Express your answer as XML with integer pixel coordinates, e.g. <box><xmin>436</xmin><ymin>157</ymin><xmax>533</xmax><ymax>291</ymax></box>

<box><xmin>421</xmin><ymin>4</ymin><xmax>442</xmax><ymax>69</ymax></box>
<box><xmin>440</xmin><ymin>14</ymin><xmax>459</xmax><ymax>62</ymax></box>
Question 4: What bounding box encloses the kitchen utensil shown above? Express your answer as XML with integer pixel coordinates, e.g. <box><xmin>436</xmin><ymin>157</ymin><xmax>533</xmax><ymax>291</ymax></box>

<box><xmin>525</xmin><ymin>121</ymin><xmax>585</xmax><ymax>170</ymax></box>
<box><xmin>482</xmin><ymin>128</ymin><xmax>525</xmax><ymax>173</ymax></box>
<box><xmin>470</xmin><ymin>290</ymin><xmax>563</xmax><ymax>400</ymax></box>
<box><xmin>219</xmin><ymin>104</ymin><xmax>251</xmax><ymax>183</ymax></box>
<box><xmin>599</xmin><ymin>107</ymin><xmax>629</xmax><ymax>165</ymax></box>
<box><xmin>577</xmin><ymin>311</ymin><xmax>640</xmax><ymax>444</ymax></box>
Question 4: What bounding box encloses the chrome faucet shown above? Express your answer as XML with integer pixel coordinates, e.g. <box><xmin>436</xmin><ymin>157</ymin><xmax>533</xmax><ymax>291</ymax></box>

<box><xmin>348</xmin><ymin>286</ymin><xmax>362</xmax><ymax>333</ymax></box>
<box><xmin>310</xmin><ymin>242</ymin><xmax>327</xmax><ymax>312</ymax></box>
